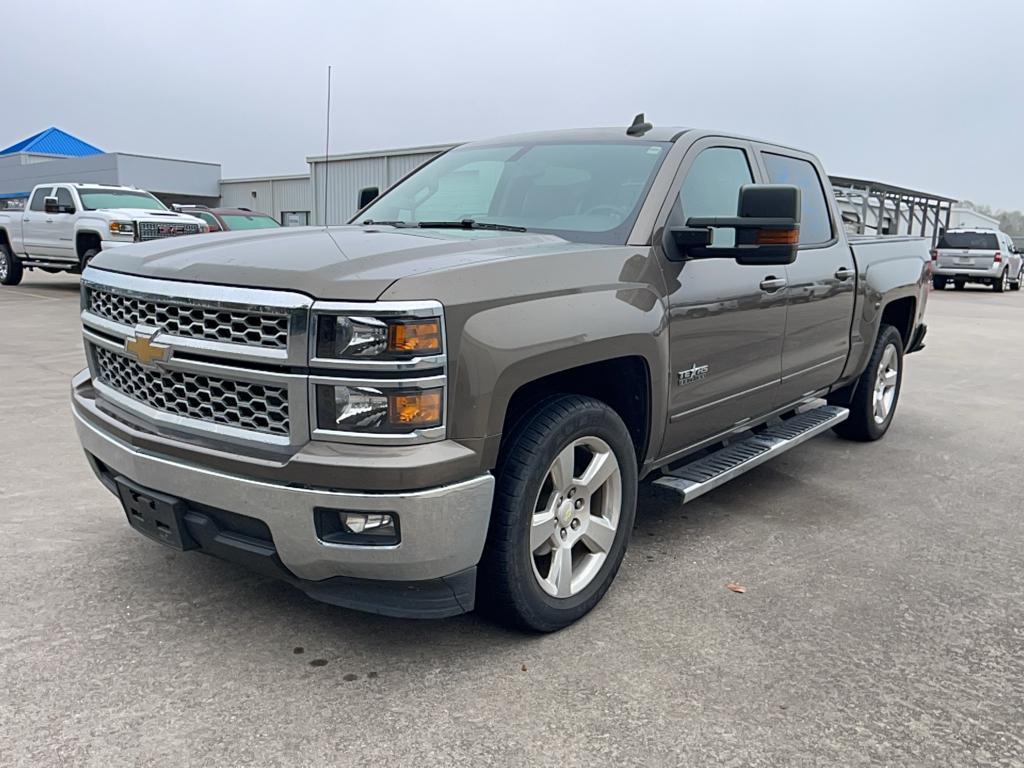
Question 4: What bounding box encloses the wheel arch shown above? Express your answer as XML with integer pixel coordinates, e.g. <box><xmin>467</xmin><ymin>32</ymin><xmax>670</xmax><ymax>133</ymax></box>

<box><xmin>75</xmin><ymin>230</ymin><xmax>103</xmax><ymax>259</ymax></box>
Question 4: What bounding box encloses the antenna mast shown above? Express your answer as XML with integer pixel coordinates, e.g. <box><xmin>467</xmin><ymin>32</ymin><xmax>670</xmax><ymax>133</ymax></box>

<box><xmin>323</xmin><ymin>65</ymin><xmax>332</xmax><ymax>226</ymax></box>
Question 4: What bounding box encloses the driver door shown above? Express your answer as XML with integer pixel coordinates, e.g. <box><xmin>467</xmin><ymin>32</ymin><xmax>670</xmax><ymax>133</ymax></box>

<box><xmin>657</xmin><ymin>140</ymin><xmax>787</xmax><ymax>459</ymax></box>
<box><xmin>49</xmin><ymin>186</ymin><xmax>78</xmax><ymax>262</ymax></box>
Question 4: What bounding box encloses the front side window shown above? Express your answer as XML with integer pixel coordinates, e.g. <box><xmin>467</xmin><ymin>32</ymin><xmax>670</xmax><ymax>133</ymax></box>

<box><xmin>29</xmin><ymin>187</ymin><xmax>53</xmax><ymax>212</ymax></box>
<box><xmin>762</xmin><ymin>153</ymin><xmax>833</xmax><ymax>245</ymax></box>
<box><xmin>354</xmin><ymin>141</ymin><xmax>670</xmax><ymax>245</ymax></box>
<box><xmin>77</xmin><ymin>188</ymin><xmax>167</xmax><ymax>211</ymax></box>
<box><xmin>677</xmin><ymin>147</ymin><xmax>754</xmax><ymax>247</ymax></box>
<box><xmin>192</xmin><ymin>212</ymin><xmax>221</xmax><ymax>230</ymax></box>
<box><xmin>55</xmin><ymin>188</ymin><xmax>75</xmax><ymax>212</ymax></box>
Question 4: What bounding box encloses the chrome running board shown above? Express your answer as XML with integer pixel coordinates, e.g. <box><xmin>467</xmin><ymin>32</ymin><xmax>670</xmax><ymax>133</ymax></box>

<box><xmin>652</xmin><ymin>405</ymin><xmax>849</xmax><ymax>503</ymax></box>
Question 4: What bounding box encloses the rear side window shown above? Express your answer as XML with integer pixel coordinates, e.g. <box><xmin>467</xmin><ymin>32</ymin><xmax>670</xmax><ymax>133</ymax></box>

<box><xmin>29</xmin><ymin>187</ymin><xmax>53</xmax><ymax>211</ymax></box>
<box><xmin>762</xmin><ymin>153</ymin><xmax>833</xmax><ymax>245</ymax></box>
<box><xmin>937</xmin><ymin>232</ymin><xmax>999</xmax><ymax>250</ymax></box>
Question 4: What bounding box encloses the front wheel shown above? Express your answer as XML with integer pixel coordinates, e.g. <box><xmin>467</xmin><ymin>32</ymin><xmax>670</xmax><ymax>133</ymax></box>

<box><xmin>478</xmin><ymin>395</ymin><xmax>638</xmax><ymax>632</ymax></box>
<box><xmin>0</xmin><ymin>244</ymin><xmax>23</xmax><ymax>286</ymax></box>
<box><xmin>1011</xmin><ymin>267</ymin><xmax>1022</xmax><ymax>291</ymax></box>
<box><xmin>80</xmin><ymin>248</ymin><xmax>100</xmax><ymax>273</ymax></box>
<box><xmin>830</xmin><ymin>324</ymin><xmax>904</xmax><ymax>442</ymax></box>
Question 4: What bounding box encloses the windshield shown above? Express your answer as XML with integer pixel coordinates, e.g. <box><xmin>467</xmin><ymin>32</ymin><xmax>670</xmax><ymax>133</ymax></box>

<box><xmin>937</xmin><ymin>232</ymin><xmax>999</xmax><ymax>250</ymax></box>
<box><xmin>222</xmin><ymin>214</ymin><xmax>280</xmax><ymax>231</ymax></box>
<box><xmin>77</xmin><ymin>188</ymin><xmax>167</xmax><ymax>211</ymax></box>
<box><xmin>353</xmin><ymin>141</ymin><xmax>670</xmax><ymax>244</ymax></box>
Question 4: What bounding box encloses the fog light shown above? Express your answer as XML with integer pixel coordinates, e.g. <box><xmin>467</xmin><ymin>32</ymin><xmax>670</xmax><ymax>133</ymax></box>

<box><xmin>315</xmin><ymin>508</ymin><xmax>400</xmax><ymax>546</ymax></box>
<box><xmin>342</xmin><ymin>512</ymin><xmax>394</xmax><ymax>534</ymax></box>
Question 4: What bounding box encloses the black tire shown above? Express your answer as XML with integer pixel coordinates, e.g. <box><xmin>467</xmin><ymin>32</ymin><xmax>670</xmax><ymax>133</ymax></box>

<box><xmin>478</xmin><ymin>395</ymin><xmax>638</xmax><ymax>632</ymax></box>
<box><xmin>830</xmin><ymin>325</ymin><xmax>904</xmax><ymax>442</ymax></box>
<box><xmin>993</xmin><ymin>268</ymin><xmax>1007</xmax><ymax>293</ymax></box>
<box><xmin>931</xmin><ymin>276</ymin><xmax>945</xmax><ymax>290</ymax></box>
<box><xmin>80</xmin><ymin>248</ymin><xmax>100</xmax><ymax>273</ymax></box>
<box><xmin>0</xmin><ymin>243</ymin><xmax>23</xmax><ymax>286</ymax></box>
<box><xmin>953</xmin><ymin>280</ymin><xmax>965</xmax><ymax>290</ymax></box>
<box><xmin>1011</xmin><ymin>268</ymin><xmax>1022</xmax><ymax>291</ymax></box>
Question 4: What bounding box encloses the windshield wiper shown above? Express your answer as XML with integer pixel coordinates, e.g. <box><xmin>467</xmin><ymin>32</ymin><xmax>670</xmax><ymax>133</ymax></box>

<box><xmin>361</xmin><ymin>219</ymin><xmax>412</xmax><ymax>227</ymax></box>
<box><xmin>416</xmin><ymin>219</ymin><xmax>528</xmax><ymax>233</ymax></box>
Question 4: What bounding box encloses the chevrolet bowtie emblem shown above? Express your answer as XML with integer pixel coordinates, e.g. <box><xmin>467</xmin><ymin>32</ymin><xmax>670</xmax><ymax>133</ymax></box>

<box><xmin>124</xmin><ymin>328</ymin><xmax>171</xmax><ymax>366</ymax></box>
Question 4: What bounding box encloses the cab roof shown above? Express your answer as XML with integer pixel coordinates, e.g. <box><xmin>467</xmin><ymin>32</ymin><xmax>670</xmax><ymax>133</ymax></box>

<box><xmin>470</xmin><ymin>126</ymin><xmax>688</xmax><ymax>145</ymax></box>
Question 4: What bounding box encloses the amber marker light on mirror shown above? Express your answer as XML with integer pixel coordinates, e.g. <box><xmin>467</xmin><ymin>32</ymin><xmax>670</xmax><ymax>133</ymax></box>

<box><xmin>756</xmin><ymin>228</ymin><xmax>800</xmax><ymax>245</ymax></box>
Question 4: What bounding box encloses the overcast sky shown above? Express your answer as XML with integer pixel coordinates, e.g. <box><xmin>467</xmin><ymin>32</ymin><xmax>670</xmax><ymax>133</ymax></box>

<box><xmin>6</xmin><ymin>0</ymin><xmax>1021</xmax><ymax>209</ymax></box>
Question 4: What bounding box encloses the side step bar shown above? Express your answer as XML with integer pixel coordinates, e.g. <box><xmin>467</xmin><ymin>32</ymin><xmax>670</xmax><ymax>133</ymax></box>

<box><xmin>652</xmin><ymin>405</ymin><xmax>849</xmax><ymax>503</ymax></box>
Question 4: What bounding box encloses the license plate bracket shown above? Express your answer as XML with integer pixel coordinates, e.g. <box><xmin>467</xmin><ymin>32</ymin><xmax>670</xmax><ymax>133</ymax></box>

<box><xmin>115</xmin><ymin>476</ymin><xmax>197</xmax><ymax>551</ymax></box>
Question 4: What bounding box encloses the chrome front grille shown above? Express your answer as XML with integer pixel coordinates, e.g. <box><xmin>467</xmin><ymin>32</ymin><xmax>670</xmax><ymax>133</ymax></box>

<box><xmin>88</xmin><ymin>288</ymin><xmax>289</xmax><ymax>349</ymax></box>
<box><xmin>136</xmin><ymin>220</ymin><xmax>202</xmax><ymax>241</ymax></box>
<box><xmin>79</xmin><ymin>270</ymin><xmax>445</xmax><ymax>450</ymax></box>
<box><xmin>92</xmin><ymin>345</ymin><xmax>291</xmax><ymax>436</ymax></box>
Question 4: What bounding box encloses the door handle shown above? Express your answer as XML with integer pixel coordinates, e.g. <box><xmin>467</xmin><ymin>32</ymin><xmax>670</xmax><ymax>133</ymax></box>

<box><xmin>759</xmin><ymin>276</ymin><xmax>788</xmax><ymax>292</ymax></box>
<box><xmin>46</xmin><ymin>218</ymin><xmax>54</xmax><ymax>223</ymax></box>
<box><xmin>834</xmin><ymin>267</ymin><xmax>855</xmax><ymax>280</ymax></box>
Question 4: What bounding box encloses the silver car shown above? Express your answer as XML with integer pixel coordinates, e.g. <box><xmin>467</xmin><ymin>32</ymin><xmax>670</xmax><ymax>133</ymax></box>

<box><xmin>932</xmin><ymin>228</ymin><xmax>1023</xmax><ymax>292</ymax></box>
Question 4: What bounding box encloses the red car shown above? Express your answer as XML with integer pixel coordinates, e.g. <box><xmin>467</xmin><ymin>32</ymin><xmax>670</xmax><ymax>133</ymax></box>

<box><xmin>178</xmin><ymin>206</ymin><xmax>280</xmax><ymax>233</ymax></box>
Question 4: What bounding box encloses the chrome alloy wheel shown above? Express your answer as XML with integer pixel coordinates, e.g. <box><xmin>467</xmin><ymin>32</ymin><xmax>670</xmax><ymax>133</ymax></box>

<box><xmin>0</xmin><ymin>250</ymin><xmax>9</xmax><ymax>282</ymax></box>
<box><xmin>873</xmin><ymin>343</ymin><xmax>900</xmax><ymax>424</ymax></box>
<box><xmin>530</xmin><ymin>436</ymin><xmax>622</xmax><ymax>598</ymax></box>
<box><xmin>1001</xmin><ymin>270</ymin><xmax>1009</xmax><ymax>291</ymax></box>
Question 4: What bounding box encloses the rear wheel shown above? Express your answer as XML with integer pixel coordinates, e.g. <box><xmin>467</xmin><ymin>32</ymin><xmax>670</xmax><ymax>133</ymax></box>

<box><xmin>0</xmin><ymin>244</ymin><xmax>23</xmax><ymax>286</ymax></box>
<box><xmin>478</xmin><ymin>395</ymin><xmax>638</xmax><ymax>632</ymax></box>
<box><xmin>993</xmin><ymin>268</ymin><xmax>1008</xmax><ymax>293</ymax></box>
<box><xmin>931</xmin><ymin>276</ymin><xmax>946</xmax><ymax>290</ymax></box>
<box><xmin>831</xmin><ymin>324</ymin><xmax>904</xmax><ymax>442</ymax></box>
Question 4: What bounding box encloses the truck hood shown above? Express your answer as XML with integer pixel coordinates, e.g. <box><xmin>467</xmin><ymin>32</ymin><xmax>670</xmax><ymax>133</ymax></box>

<box><xmin>93</xmin><ymin>208</ymin><xmax>203</xmax><ymax>222</ymax></box>
<box><xmin>89</xmin><ymin>225</ymin><xmax>585</xmax><ymax>301</ymax></box>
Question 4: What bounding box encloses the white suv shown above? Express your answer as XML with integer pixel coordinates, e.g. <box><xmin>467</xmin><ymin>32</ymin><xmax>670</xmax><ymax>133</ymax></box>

<box><xmin>932</xmin><ymin>228</ymin><xmax>1022</xmax><ymax>292</ymax></box>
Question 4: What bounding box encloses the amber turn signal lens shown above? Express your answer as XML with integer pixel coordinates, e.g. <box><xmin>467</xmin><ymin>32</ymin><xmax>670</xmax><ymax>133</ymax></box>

<box><xmin>387</xmin><ymin>319</ymin><xmax>441</xmax><ymax>354</ymax></box>
<box><xmin>756</xmin><ymin>228</ymin><xmax>799</xmax><ymax>245</ymax></box>
<box><xmin>387</xmin><ymin>389</ymin><xmax>442</xmax><ymax>428</ymax></box>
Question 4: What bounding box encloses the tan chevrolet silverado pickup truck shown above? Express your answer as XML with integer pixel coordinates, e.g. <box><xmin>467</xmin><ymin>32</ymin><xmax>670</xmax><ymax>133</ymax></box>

<box><xmin>69</xmin><ymin>120</ymin><xmax>929</xmax><ymax>631</ymax></box>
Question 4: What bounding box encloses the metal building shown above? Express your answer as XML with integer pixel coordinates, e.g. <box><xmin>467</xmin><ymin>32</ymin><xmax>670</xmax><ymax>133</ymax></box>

<box><xmin>0</xmin><ymin>127</ymin><xmax>221</xmax><ymax>209</ymax></box>
<box><xmin>219</xmin><ymin>174</ymin><xmax>313</xmax><ymax>226</ymax></box>
<box><xmin>307</xmin><ymin>144</ymin><xmax>454</xmax><ymax>225</ymax></box>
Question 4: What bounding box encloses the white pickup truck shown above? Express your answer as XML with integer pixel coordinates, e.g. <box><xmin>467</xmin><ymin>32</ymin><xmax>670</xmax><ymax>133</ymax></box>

<box><xmin>0</xmin><ymin>183</ymin><xmax>207</xmax><ymax>285</ymax></box>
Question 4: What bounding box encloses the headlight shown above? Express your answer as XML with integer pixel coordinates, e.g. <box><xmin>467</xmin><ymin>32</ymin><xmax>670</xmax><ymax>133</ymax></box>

<box><xmin>310</xmin><ymin>302</ymin><xmax>446</xmax><ymax>442</ymax></box>
<box><xmin>314</xmin><ymin>384</ymin><xmax>443</xmax><ymax>432</ymax></box>
<box><xmin>108</xmin><ymin>221</ymin><xmax>134</xmax><ymax>235</ymax></box>
<box><xmin>315</xmin><ymin>315</ymin><xmax>442</xmax><ymax>360</ymax></box>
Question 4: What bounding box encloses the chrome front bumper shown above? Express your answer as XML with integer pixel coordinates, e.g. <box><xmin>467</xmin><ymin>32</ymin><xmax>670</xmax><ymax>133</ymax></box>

<box><xmin>73</xmin><ymin>405</ymin><xmax>495</xmax><ymax>584</ymax></box>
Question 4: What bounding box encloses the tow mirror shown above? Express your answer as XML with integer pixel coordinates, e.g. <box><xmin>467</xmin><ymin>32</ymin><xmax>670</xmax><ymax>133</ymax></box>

<box><xmin>358</xmin><ymin>186</ymin><xmax>380</xmax><ymax>209</ymax></box>
<box><xmin>665</xmin><ymin>184</ymin><xmax>801</xmax><ymax>266</ymax></box>
<box><xmin>43</xmin><ymin>196</ymin><xmax>60</xmax><ymax>214</ymax></box>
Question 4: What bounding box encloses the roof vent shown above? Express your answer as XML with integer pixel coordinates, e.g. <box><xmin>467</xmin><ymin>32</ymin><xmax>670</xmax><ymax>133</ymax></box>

<box><xmin>626</xmin><ymin>113</ymin><xmax>653</xmax><ymax>137</ymax></box>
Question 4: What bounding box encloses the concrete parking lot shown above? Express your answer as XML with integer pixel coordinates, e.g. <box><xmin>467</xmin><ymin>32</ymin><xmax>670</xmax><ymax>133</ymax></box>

<box><xmin>1</xmin><ymin>273</ymin><xmax>1022</xmax><ymax>767</ymax></box>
